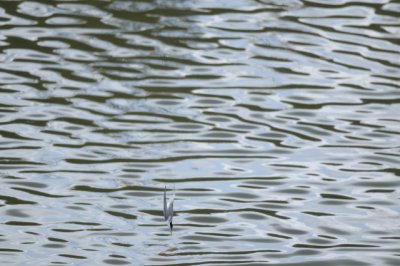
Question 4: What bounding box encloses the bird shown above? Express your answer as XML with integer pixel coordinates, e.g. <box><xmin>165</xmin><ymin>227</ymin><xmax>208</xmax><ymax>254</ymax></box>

<box><xmin>163</xmin><ymin>185</ymin><xmax>175</xmax><ymax>234</ymax></box>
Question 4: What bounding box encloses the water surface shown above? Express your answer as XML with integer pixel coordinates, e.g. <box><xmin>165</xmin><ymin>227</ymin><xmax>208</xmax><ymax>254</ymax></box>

<box><xmin>0</xmin><ymin>0</ymin><xmax>399</xmax><ymax>265</ymax></box>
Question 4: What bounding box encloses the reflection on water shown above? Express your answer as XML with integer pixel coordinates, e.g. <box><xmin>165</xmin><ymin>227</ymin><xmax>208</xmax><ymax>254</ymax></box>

<box><xmin>0</xmin><ymin>0</ymin><xmax>399</xmax><ymax>265</ymax></box>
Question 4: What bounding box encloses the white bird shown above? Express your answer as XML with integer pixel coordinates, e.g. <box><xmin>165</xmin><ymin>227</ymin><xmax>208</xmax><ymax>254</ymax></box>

<box><xmin>163</xmin><ymin>185</ymin><xmax>175</xmax><ymax>233</ymax></box>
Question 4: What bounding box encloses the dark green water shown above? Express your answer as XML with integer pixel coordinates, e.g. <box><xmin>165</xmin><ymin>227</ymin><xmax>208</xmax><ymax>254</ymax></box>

<box><xmin>0</xmin><ymin>0</ymin><xmax>399</xmax><ymax>265</ymax></box>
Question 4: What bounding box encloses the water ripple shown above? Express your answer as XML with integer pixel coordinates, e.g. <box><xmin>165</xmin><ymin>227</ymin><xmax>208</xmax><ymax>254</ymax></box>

<box><xmin>0</xmin><ymin>0</ymin><xmax>399</xmax><ymax>265</ymax></box>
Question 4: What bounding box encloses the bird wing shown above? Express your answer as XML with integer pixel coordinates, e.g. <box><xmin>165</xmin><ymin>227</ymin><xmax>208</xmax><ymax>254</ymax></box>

<box><xmin>163</xmin><ymin>185</ymin><xmax>168</xmax><ymax>221</ymax></box>
<box><xmin>167</xmin><ymin>187</ymin><xmax>175</xmax><ymax>222</ymax></box>
<box><xmin>169</xmin><ymin>200</ymin><xmax>174</xmax><ymax>223</ymax></box>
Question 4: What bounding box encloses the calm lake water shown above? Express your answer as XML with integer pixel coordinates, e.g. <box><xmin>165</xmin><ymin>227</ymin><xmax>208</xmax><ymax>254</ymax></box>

<box><xmin>0</xmin><ymin>0</ymin><xmax>399</xmax><ymax>265</ymax></box>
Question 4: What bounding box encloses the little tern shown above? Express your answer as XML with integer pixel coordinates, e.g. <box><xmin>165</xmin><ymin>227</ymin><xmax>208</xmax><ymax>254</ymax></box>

<box><xmin>163</xmin><ymin>185</ymin><xmax>175</xmax><ymax>233</ymax></box>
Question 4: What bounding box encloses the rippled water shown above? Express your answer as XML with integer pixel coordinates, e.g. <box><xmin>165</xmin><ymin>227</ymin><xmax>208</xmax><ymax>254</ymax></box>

<box><xmin>0</xmin><ymin>0</ymin><xmax>399</xmax><ymax>265</ymax></box>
